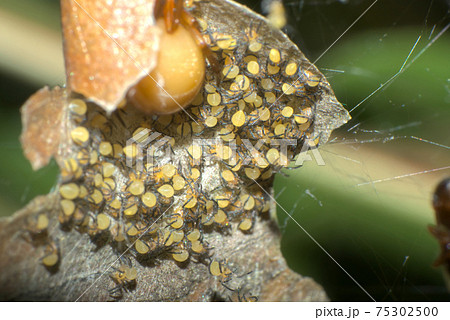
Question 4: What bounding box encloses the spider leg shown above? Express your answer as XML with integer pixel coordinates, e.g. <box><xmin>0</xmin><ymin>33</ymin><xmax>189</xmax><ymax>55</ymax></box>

<box><xmin>155</xmin><ymin>0</ymin><xmax>177</xmax><ymax>32</ymax></box>
<box><xmin>156</xmin><ymin>0</ymin><xmax>219</xmax><ymax>72</ymax></box>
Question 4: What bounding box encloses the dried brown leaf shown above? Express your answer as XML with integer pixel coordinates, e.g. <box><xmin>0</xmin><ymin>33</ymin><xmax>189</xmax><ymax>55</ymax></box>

<box><xmin>20</xmin><ymin>86</ymin><xmax>67</xmax><ymax>170</ymax></box>
<box><xmin>61</xmin><ymin>0</ymin><xmax>159</xmax><ymax>113</ymax></box>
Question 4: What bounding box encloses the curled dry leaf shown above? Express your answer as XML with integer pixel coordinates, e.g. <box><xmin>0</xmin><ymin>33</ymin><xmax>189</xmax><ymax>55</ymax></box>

<box><xmin>61</xmin><ymin>0</ymin><xmax>159</xmax><ymax>113</ymax></box>
<box><xmin>20</xmin><ymin>86</ymin><xmax>68</xmax><ymax>170</ymax></box>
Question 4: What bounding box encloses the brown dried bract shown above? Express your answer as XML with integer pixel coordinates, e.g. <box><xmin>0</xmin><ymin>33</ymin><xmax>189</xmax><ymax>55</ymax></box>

<box><xmin>20</xmin><ymin>86</ymin><xmax>67</xmax><ymax>170</ymax></box>
<box><xmin>61</xmin><ymin>0</ymin><xmax>159</xmax><ymax>113</ymax></box>
<box><xmin>429</xmin><ymin>178</ymin><xmax>450</xmax><ymax>278</ymax></box>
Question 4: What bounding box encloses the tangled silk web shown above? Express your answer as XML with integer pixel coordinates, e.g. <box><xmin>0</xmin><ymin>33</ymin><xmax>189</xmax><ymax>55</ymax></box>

<box><xmin>268</xmin><ymin>0</ymin><xmax>450</xmax><ymax>301</ymax></box>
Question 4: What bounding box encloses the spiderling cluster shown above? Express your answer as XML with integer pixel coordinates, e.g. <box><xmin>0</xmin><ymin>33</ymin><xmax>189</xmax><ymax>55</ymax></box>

<box><xmin>25</xmin><ymin>0</ymin><xmax>348</xmax><ymax>300</ymax></box>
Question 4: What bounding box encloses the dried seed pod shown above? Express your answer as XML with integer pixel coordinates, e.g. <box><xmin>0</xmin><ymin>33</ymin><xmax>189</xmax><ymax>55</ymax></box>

<box><xmin>61</xmin><ymin>0</ymin><xmax>159</xmax><ymax>113</ymax></box>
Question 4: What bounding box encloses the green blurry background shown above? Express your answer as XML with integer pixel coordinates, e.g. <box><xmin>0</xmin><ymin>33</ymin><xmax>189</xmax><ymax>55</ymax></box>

<box><xmin>0</xmin><ymin>0</ymin><xmax>449</xmax><ymax>301</ymax></box>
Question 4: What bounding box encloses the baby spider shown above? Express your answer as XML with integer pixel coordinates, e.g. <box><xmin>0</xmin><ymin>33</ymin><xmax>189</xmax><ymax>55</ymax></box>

<box><xmin>209</xmin><ymin>260</ymin><xmax>233</xmax><ymax>285</ymax></box>
<box><xmin>109</xmin><ymin>261</ymin><xmax>138</xmax><ymax>300</ymax></box>
<box><xmin>41</xmin><ymin>241</ymin><xmax>60</xmax><ymax>269</ymax></box>
<box><xmin>26</xmin><ymin>213</ymin><xmax>49</xmax><ymax>238</ymax></box>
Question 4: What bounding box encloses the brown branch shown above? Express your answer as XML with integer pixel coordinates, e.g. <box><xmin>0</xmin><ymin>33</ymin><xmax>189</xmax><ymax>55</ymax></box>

<box><xmin>0</xmin><ymin>192</ymin><xmax>327</xmax><ymax>301</ymax></box>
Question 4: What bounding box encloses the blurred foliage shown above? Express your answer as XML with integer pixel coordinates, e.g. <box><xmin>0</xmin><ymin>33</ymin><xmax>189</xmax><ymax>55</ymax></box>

<box><xmin>0</xmin><ymin>0</ymin><xmax>449</xmax><ymax>301</ymax></box>
<box><xmin>0</xmin><ymin>0</ymin><xmax>60</xmax><ymax>29</ymax></box>
<box><xmin>268</xmin><ymin>0</ymin><xmax>450</xmax><ymax>301</ymax></box>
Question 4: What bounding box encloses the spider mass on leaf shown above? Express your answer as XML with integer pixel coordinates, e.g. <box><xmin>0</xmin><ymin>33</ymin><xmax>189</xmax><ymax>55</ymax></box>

<box><xmin>16</xmin><ymin>0</ymin><xmax>349</xmax><ymax>301</ymax></box>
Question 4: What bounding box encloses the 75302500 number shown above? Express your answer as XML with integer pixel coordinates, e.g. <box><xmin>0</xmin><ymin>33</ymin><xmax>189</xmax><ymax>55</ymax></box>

<box><xmin>376</xmin><ymin>307</ymin><xmax>438</xmax><ymax>317</ymax></box>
